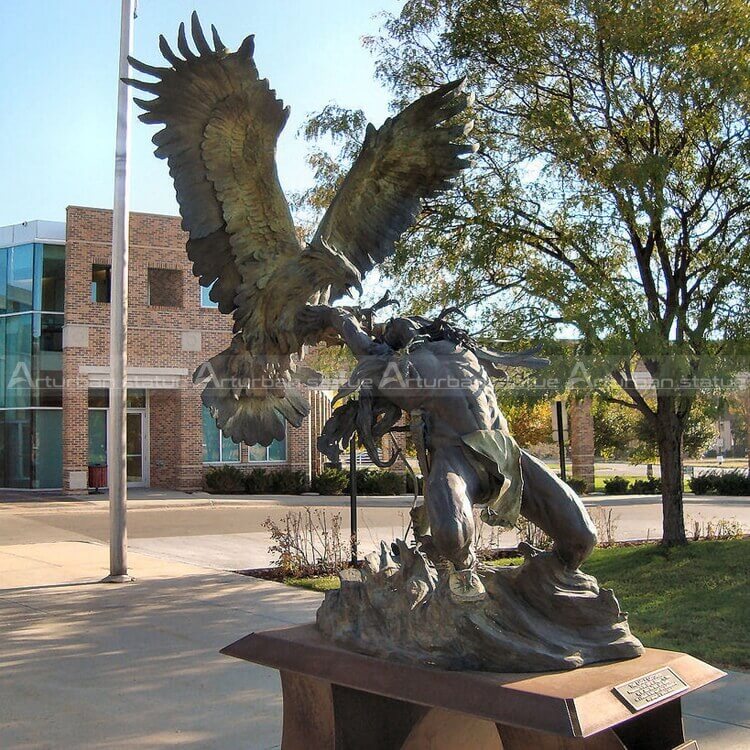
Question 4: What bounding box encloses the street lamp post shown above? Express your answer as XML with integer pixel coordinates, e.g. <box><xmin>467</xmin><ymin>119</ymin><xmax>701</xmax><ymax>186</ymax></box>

<box><xmin>349</xmin><ymin>434</ymin><xmax>358</xmax><ymax>566</ymax></box>
<box><xmin>105</xmin><ymin>0</ymin><xmax>135</xmax><ymax>582</ymax></box>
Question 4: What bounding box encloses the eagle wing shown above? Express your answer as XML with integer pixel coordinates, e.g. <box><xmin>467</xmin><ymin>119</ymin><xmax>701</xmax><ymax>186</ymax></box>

<box><xmin>310</xmin><ymin>78</ymin><xmax>476</xmax><ymax>300</ymax></box>
<box><xmin>127</xmin><ymin>12</ymin><xmax>300</xmax><ymax>343</ymax></box>
<box><xmin>128</xmin><ymin>14</ymin><xmax>319</xmax><ymax>445</ymax></box>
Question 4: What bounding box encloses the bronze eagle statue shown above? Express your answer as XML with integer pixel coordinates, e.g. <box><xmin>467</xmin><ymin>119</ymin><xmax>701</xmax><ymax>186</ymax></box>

<box><xmin>127</xmin><ymin>13</ymin><xmax>476</xmax><ymax>446</ymax></box>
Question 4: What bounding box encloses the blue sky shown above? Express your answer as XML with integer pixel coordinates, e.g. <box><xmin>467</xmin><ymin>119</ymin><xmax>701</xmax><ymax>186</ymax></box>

<box><xmin>0</xmin><ymin>0</ymin><xmax>396</xmax><ymax>226</ymax></box>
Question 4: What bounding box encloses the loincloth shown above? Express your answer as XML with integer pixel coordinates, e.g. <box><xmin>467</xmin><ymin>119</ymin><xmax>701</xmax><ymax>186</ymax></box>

<box><xmin>460</xmin><ymin>429</ymin><xmax>523</xmax><ymax>528</ymax></box>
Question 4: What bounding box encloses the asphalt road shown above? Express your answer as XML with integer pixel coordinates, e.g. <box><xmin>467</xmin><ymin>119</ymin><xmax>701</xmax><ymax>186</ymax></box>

<box><xmin>1</xmin><ymin>491</ymin><xmax>749</xmax><ymax>571</ymax></box>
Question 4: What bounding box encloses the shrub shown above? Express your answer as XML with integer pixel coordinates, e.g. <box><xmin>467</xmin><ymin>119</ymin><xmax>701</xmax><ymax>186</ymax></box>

<box><xmin>689</xmin><ymin>473</ymin><xmax>719</xmax><ymax>495</ymax></box>
<box><xmin>516</xmin><ymin>516</ymin><xmax>553</xmax><ymax>550</ymax></box>
<box><xmin>270</xmin><ymin>469</ymin><xmax>308</xmax><ymax>494</ymax></box>
<box><xmin>715</xmin><ymin>471</ymin><xmax>750</xmax><ymax>496</ymax></box>
<box><xmin>244</xmin><ymin>468</ymin><xmax>274</xmax><ymax>494</ymax></box>
<box><xmin>630</xmin><ymin>477</ymin><xmax>661</xmax><ymax>494</ymax></box>
<box><xmin>353</xmin><ymin>469</ymin><xmax>406</xmax><ymax>495</ymax></box>
<box><xmin>689</xmin><ymin>470</ymin><xmax>750</xmax><ymax>496</ymax></box>
<box><xmin>590</xmin><ymin>507</ymin><xmax>619</xmax><ymax>547</ymax></box>
<box><xmin>565</xmin><ymin>477</ymin><xmax>587</xmax><ymax>494</ymax></box>
<box><xmin>204</xmin><ymin>465</ymin><xmax>246</xmax><ymax>494</ymax></box>
<box><xmin>263</xmin><ymin>509</ymin><xmax>346</xmax><ymax>577</ymax></box>
<box><xmin>604</xmin><ymin>476</ymin><xmax>630</xmax><ymax>494</ymax></box>
<box><xmin>311</xmin><ymin>467</ymin><xmax>349</xmax><ymax>495</ymax></box>
<box><xmin>244</xmin><ymin>468</ymin><xmax>309</xmax><ymax>494</ymax></box>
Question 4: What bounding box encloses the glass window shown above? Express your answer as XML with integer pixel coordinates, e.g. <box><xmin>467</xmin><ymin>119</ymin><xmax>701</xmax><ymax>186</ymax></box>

<box><xmin>88</xmin><ymin>409</ymin><xmax>107</xmax><ymax>465</ymax></box>
<box><xmin>222</xmin><ymin>432</ymin><xmax>240</xmax><ymax>462</ymax></box>
<box><xmin>148</xmin><ymin>268</ymin><xmax>183</xmax><ymax>307</ymax></box>
<box><xmin>200</xmin><ymin>281</ymin><xmax>219</xmax><ymax>308</ymax></box>
<box><xmin>0</xmin><ymin>410</ymin><xmax>31</xmax><ymax>488</ymax></box>
<box><xmin>88</xmin><ymin>388</ymin><xmax>109</xmax><ymax>408</ymax></box>
<box><xmin>268</xmin><ymin>437</ymin><xmax>287</xmax><ymax>461</ymax></box>
<box><xmin>202</xmin><ymin>404</ymin><xmax>239</xmax><ymax>462</ymax></box>
<box><xmin>39</xmin><ymin>245</ymin><xmax>65</xmax><ymax>312</ymax></box>
<box><xmin>202</xmin><ymin>405</ymin><xmax>221</xmax><ymax>462</ymax></box>
<box><xmin>3</xmin><ymin>313</ymin><xmax>32</xmax><ymax>408</ymax></box>
<box><xmin>127</xmin><ymin>389</ymin><xmax>146</xmax><ymax>408</ymax></box>
<box><xmin>247</xmin><ymin>443</ymin><xmax>268</xmax><ymax>462</ymax></box>
<box><xmin>87</xmin><ymin>388</ymin><xmax>145</xmax><ymax>409</ymax></box>
<box><xmin>0</xmin><ymin>248</ymin><xmax>7</xmax><ymax>313</ymax></box>
<box><xmin>33</xmin><ymin>313</ymin><xmax>63</xmax><ymax>407</ymax></box>
<box><xmin>0</xmin><ymin>317</ymin><xmax>5</xmax><ymax>409</ymax></box>
<box><xmin>7</xmin><ymin>244</ymin><xmax>34</xmax><ymax>312</ymax></box>
<box><xmin>34</xmin><ymin>409</ymin><xmax>62</xmax><ymax>488</ymax></box>
<box><xmin>91</xmin><ymin>264</ymin><xmax>111</xmax><ymax>303</ymax></box>
<box><xmin>248</xmin><ymin>422</ymin><xmax>287</xmax><ymax>462</ymax></box>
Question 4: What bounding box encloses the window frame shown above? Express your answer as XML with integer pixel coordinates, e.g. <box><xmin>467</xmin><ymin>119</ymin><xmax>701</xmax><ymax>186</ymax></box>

<box><xmin>91</xmin><ymin>263</ymin><xmax>112</xmax><ymax>304</ymax></box>
<box><xmin>200</xmin><ymin>280</ymin><xmax>219</xmax><ymax>309</ymax></box>
<box><xmin>246</xmin><ymin>427</ymin><xmax>287</xmax><ymax>464</ymax></box>
<box><xmin>202</xmin><ymin>405</ymin><xmax>241</xmax><ymax>464</ymax></box>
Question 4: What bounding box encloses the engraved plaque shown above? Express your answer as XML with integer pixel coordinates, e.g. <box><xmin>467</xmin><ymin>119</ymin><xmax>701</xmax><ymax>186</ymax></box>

<box><xmin>613</xmin><ymin>667</ymin><xmax>688</xmax><ymax>711</ymax></box>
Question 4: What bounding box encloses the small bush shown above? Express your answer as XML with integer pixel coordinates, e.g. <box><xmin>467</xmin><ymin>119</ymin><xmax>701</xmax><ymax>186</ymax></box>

<box><xmin>516</xmin><ymin>516</ymin><xmax>553</xmax><ymax>550</ymax></box>
<box><xmin>715</xmin><ymin>471</ymin><xmax>750</xmax><ymax>495</ymax></box>
<box><xmin>689</xmin><ymin>473</ymin><xmax>717</xmax><ymax>495</ymax></box>
<box><xmin>205</xmin><ymin>465</ymin><xmax>246</xmax><ymax>494</ymax></box>
<box><xmin>565</xmin><ymin>477</ymin><xmax>587</xmax><ymax>494</ymax></box>
<box><xmin>244</xmin><ymin>468</ymin><xmax>274</xmax><ymax>494</ymax></box>
<box><xmin>353</xmin><ymin>469</ymin><xmax>406</xmax><ymax>495</ymax></box>
<box><xmin>630</xmin><ymin>477</ymin><xmax>661</xmax><ymax>494</ymax></box>
<box><xmin>690</xmin><ymin>470</ymin><xmax>750</xmax><ymax>496</ymax></box>
<box><xmin>245</xmin><ymin>468</ymin><xmax>309</xmax><ymax>494</ymax></box>
<box><xmin>270</xmin><ymin>469</ymin><xmax>308</xmax><ymax>494</ymax></box>
<box><xmin>604</xmin><ymin>476</ymin><xmax>630</xmax><ymax>494</ymax></box>
<box><xmin>263</xmin><ymin>509</ymin><xmax>346</xmax><ymax>577</ymax></box>
<box><xmin>590</xmin><ymin>507</ymin><xmax>619</xmax><ymax>547</ymax></box>
<box><xmin>311</xmin><ymin>467</ymin><xmax>349</xmax><ymax>495</ymax></box>
<box><xmin>687</xmin><ymin>514</ymin><xmax>744</xmax><ymax>540</ymax></box>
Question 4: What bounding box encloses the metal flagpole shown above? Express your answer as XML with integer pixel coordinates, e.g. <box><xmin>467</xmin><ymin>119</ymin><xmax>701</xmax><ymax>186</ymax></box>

<box><xmin>105</xmin><ymin>0</ymin><xmax>135</xmax><ymax>582</ymax></box>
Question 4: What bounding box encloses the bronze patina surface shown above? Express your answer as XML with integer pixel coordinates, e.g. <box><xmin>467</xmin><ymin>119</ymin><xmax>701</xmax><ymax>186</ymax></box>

<box><xmin>133</xmin><ymin>14</ymin><xmax>646</xmax><ymax>671</ymax></box>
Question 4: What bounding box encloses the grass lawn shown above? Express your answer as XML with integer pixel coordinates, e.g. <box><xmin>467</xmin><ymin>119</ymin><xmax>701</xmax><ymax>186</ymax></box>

<box><xmin>287</xmin><ymin>539</ymin><xmax>749</xmax><ymax>669</ymax></box>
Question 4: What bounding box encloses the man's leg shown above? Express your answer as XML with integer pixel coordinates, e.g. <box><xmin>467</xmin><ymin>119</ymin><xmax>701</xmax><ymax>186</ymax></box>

<box><xmin>425</xmin><ymin>448</ymin><xmax>486</xmax><ymax>601</ymax></box>
<box><xmin>425</xmin><ymin>448</ymin><xmax>475</xmax><ymax>568</ymax></box>
<box><xmin>519</xmin><ymin>450</ymin><xmax>597</xmax><ymax>569</ymax></box>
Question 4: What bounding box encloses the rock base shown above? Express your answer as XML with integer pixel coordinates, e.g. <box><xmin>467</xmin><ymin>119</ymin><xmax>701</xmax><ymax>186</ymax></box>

<box><xmin>316</xmin><ymin>541</ymin><xmax>644</xmax><ymax>672</ymax></box>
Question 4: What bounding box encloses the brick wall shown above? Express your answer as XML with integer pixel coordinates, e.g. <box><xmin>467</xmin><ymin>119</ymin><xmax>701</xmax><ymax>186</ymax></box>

<box><xmin>569</xmin><ymin>396</ymin><xmax>595</xmax><ymax>489</ymax></box>
<box><xmin>61</xmin><ymin>206</ymin><xmax>320</xmax><ymax>493</ymax></box>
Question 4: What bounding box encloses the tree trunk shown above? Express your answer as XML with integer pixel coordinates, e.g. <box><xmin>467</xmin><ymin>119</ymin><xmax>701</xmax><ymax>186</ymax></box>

<box><xmin>656</xmin><ymin>400</ymin><xmax>687</xmax><ymax>545</ymax></box>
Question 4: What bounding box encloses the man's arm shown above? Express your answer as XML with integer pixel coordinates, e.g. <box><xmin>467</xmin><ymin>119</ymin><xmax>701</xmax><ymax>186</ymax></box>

<box><xmin>330</xmin><ymin>308</ymin><xmax>392</xmax><ymax>357</ymax></box>
<box><xmin>298</xmin><ymin>305</ymin><xmax>391</xmax><ymax>357</ymax></box>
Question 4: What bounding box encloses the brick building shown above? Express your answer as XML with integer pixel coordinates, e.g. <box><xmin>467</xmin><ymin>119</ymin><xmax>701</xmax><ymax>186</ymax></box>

<box><xmin>0</xmin><ymin>207</ymin><xmax>334</xmax><ymax>493</ymax></box>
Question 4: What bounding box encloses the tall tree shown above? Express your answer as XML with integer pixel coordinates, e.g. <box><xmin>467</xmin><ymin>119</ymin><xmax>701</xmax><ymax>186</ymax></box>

<box><xmin>300</xmin><ymin>0</ymin><xmax>750</xmax><ymax>544</ymax></box>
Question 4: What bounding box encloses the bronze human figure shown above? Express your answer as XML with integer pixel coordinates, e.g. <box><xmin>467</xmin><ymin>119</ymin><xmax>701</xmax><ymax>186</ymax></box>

<box><xmin>306</xmin><ymin>305</ymin><xmax>597</xmax><ymax>603</ymax></box>
<box><xmin>129</xmin><ymin>15</ymin><xmax>642</xmax><ymax>670</ymax></box>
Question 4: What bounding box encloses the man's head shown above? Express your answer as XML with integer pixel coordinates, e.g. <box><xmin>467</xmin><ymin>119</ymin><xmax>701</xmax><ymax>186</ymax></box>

<box><xmin>382</xmin><ymin>317</ymin><xmax>419</xmax><ymax>350</ymax></box>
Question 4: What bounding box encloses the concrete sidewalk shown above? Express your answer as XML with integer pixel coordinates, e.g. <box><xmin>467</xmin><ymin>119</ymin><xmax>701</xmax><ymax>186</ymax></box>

<box><xmin>1</xmin><ymin>541</ymin><xmax>749</xmax><ymax>748</ymax></box>
<box><xmin>1</xmin><ymin>550</ymin><xmax>320</xmax><ymax>749</ymax></box>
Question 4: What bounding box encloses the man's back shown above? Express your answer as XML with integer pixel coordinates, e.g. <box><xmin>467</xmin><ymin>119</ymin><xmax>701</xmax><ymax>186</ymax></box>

<box><xmin>377</xmin><ymin>339</ymin><xmax>508</xmax><ymax>442</ymax></box>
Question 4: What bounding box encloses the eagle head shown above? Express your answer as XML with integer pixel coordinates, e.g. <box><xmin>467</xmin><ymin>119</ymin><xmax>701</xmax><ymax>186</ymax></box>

<box><xmin>306</xmin><ymin>239</ymin><xmax>363</xmax><ymax>297</ymax></box>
